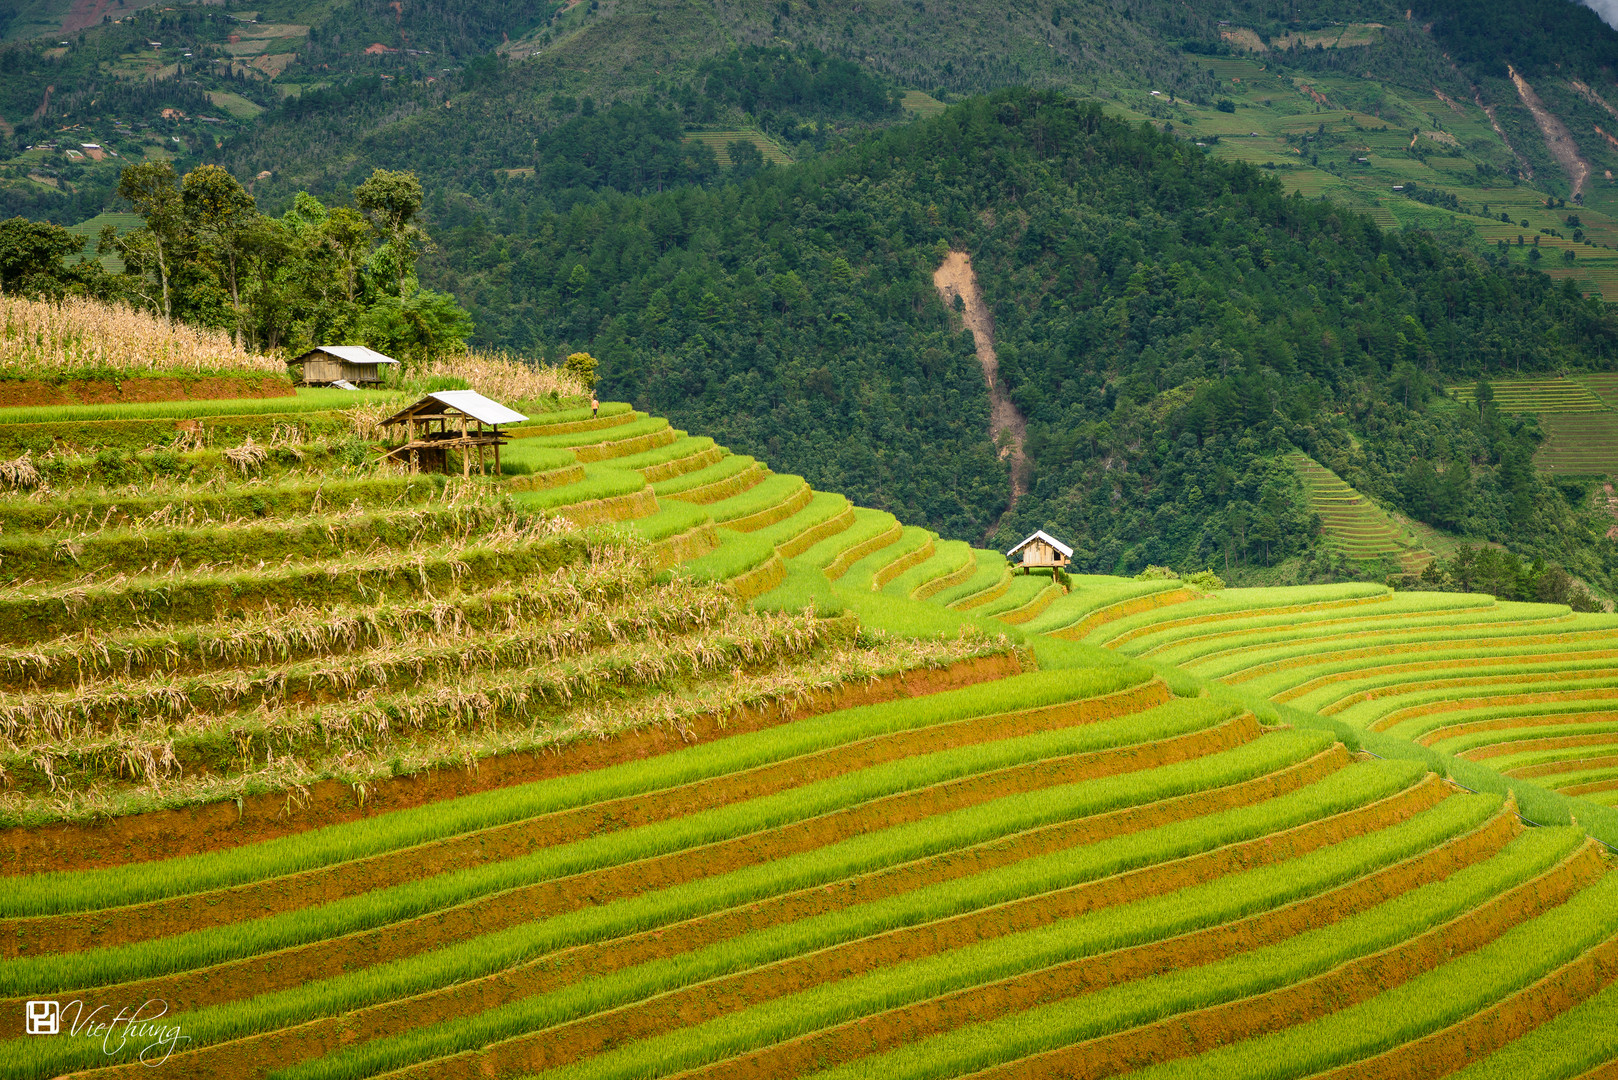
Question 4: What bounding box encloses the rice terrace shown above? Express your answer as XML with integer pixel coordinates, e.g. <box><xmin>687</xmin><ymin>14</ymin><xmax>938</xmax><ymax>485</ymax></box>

<box><xmin>0</xmin><ymin>289</ymin><xmax>1610</xmax><ymax>1080</ymax></box>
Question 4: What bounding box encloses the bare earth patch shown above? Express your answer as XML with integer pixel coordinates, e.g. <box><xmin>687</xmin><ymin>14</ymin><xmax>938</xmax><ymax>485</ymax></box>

<box><xmin>933</xmin><ymin>251</ymin><xmax>1030</xmax><ymax>516</ymax></box>
<box><xmin>1508</xmin><ymin>65</ymin><xmax>1590</xmax><ymax>198</ymax></box>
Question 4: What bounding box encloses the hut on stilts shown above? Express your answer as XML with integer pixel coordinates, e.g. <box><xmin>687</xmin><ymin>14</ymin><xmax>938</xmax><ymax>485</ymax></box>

<box><xmin>1006</xmin><ymin>529</ymin><xmax>1073</xmax><ymax>576</ymax></box>
<box><xmin>379</xmin><ymin>391</ymin><xmax>527</xmax><ymax>476</ymax></box>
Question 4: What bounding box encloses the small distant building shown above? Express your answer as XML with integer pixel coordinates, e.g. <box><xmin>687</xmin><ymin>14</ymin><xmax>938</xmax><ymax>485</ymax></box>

<box><xmin>379</xmin><ymin>391</ymin><xmax>528</xmax><ymax>476</ymax></box>
<box><xmin>1006</xmin><ymin>530</ymin><xmax>1073</xmax><ymax>574</ymax></box>
<box><xmin>288</xmin><ymin>345</ymin><xmax>400</xmax><ymax>386</ymax></box>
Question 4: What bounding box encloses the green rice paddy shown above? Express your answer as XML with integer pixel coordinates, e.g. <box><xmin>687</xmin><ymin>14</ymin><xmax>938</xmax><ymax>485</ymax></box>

<box><xmin>2</xmin><ymin>390</ymin><xmax>1615</xmax><ymax>1080</ymax></box>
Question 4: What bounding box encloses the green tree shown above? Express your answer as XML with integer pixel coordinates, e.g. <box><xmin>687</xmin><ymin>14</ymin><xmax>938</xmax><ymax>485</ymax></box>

<box><xmin>0</xmin><ymin>217</ymin><xmax>83</xmax><ymax>296</ymax></box>
<box><xmin>115</xmin><ymin>161</ymin><xmax>187</xmax><ymax>320</ymax></box>
<box><xmin>181</xmin><ymin>164</ymin><xmax>259</xmax><ymax>342</ymax></box>
<box><xmin>565</xmin><ymin>351</ymin><xmax>600</xmax><ymax>389</ymax></box>
<box><xmin>358</xmin><ymin>287</ymin><xmax>472</xmax><ymax>363</ymax></box>
<box><xmin>353</xmin><ymin>168</ymin><xmax>429</xmax><ymax>298</ymax></box>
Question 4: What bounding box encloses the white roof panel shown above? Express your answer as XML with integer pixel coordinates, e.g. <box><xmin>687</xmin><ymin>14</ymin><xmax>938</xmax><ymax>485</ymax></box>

<box><xmin>426</xmin><ymin>390</ymin><xmax>528</xmax><ymax>426</ymax></box>
<box><xmin>1006</xmin><ymin>529</ymin><xmax>1074</xmax><ymax>559</ymax></box>
<box><xmin>299</xmin><ymin>345</ymin><xmax>399</xmax><ymax>365</ymax></box>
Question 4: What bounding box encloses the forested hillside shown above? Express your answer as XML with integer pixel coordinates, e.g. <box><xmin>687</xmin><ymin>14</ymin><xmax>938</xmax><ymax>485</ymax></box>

<box><xmin>414</xmin><ymin>90</ymin><xmax>1617</xmax><ymax>593</ymax></box>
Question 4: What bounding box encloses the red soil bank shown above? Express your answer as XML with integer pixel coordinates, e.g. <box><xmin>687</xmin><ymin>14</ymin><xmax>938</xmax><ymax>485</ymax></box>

<box><xmin>0</xmin><ymin>376</ymin><xmax>293</xmax><ymax>407</ymax></box>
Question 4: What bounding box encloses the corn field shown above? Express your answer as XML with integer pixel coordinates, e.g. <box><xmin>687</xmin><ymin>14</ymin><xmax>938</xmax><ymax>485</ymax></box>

<box><xmin>0</xmin><ymin>295</ymin><xmax>284</xmax><ymax>376</ymax></box>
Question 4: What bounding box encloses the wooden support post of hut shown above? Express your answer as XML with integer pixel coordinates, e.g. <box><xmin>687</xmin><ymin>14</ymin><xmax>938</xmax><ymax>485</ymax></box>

<box><xmin>378</xmin><ymin>391</ymin><xmax>527</xmax><ymax>476</ymax></box>
<box><xmin>1006</xmin><ymin>530</ymin><xmax>1073</xmax><ymax>586</ymax></box>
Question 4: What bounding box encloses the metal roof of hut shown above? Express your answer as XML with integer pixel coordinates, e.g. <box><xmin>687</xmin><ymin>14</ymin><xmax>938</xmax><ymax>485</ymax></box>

<box><xmin>380</xmin><ymin>390</ymin><xmax>527</xmax><ymax>428</ymax></box>
<box><xmin>1006</xmin><ymin>530</ymin><xmax>1074</xmax><ymax>560</ymax></box>
<box><xmin>289</xmin><ymin>345</ymin><xmax>400</xmax><ymax>367</ymax></box>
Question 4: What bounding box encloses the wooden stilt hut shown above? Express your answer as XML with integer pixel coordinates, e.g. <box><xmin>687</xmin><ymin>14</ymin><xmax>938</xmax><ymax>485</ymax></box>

<box><xmin>379</xmin><ymin>391</ymin><xmax>528</xmax><ymax>476</ymax></box>
<box><xmin>1006</xmin><ymin>529</ymin><xmax>1073</xmax><ymax>575</ymax></box>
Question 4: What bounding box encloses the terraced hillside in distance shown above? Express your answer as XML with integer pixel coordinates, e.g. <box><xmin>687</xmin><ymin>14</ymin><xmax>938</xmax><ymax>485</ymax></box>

<box><xmin>681</xmin><ymin>130</ymin><xmax>794</xmax><ymax>167</ymax></box>
<box><xmin>1450</xmin><ymin>377</ymin><xmax>1610</xmax><ymax>414</ymax></box>
<box><xmin>4</xmin><ymin>389</ymin><xmax>1618</xmax><ymax>1079</ymax></box>
<box><xmin>1444</xmin><ymin>374</ymin><xmax>1618</xmax><ymax>476</ymax></box>
<box><xmin>1289</xmin><ymin>452</ymin><xmax>1436</xmax><ymax>573</ymax></box>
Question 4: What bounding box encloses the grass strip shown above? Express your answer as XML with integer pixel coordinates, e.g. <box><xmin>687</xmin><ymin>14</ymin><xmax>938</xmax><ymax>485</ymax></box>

<box><xmin>1018</xmin><ymin>578</ymin><xmax>1173</xmax><ymax>635</ymax></box>
<box><xmin>1</xmin><ymin>697</ymin><xmax>1236</xmax><ymax>991</ymax></box>
<box><xmin>927</xmin><ymin>551</ymin><xmax>1004</xmax><ymax>607</ymax></box>
<box><xmin>510</xmin><ymin>763</ymin><xmax>1514</xmax><ymax>1080</ymax></box>
<box><xmin>700</xmin><ymin>474</ymin><xmax>807</xmax><ymax>525</ymax></box>
<box><xmin>0</xmin><ymin>474</ymin><xmax>446</xmax><ymax>532</ymax></box>
<box><xmin>1091</xmin><ymin>584</ymin><xmax>1393</xmax><ymax>648</ymax></box>
<box><xmin>1123</xmin><ymin>869</ymin><xmax>1618</xmax><ymax>1080</ymax></box>
<box><xmin>792</xmin><ymin>509</ymin><xmax>897</xmax><ymax>572</ymax></box>
<box><xmin>629</xmin><ymin>499</ymin><xmax>713</xmax><ymax>543</ymax></box>
<box><xmin>506</xmin><ymin>404</ymin><xmax>632</xmax><ymax>431</ymax></box>
<box><xmin>1</xmin><ymin>587</ymin><xmax>744</xmax><ymax>739</ymax></box>
<box><xmin>0</xmin><ymin>568</ymin><xmax>659</xmax><ymax>690</ymax></box>
<box><xmin>5</xmin><ymin>732</ymin><xmax>1339</xmax><ymax>1078</ymax></box>
<box><xmin>838</xmin><ymin>526</ymin><xmax>932</xmax><ymax>592</ymax></box>
<box><xmin>684</xmin><ymin>531</ymin><xmax>777</xmax><ymax>583</ymax></box>
<box><xmin>496</xmin><ymin>441</ymin><xmax>581</xmax><ymax>476</ymax></box>
<box><xmin>514</xmin><ymin>415</ymin><xmax>667</xmax><ymax>449</ymax></box>
<box><xmin>2</xmin><ymin>668</ymin><xmax>1149</xmax><ymax>916</ymax></box>
<box><xmin>1165</xmin><ymin>608</ymin><xmax>1571</xmax><ymax>676</ymax></box>
<box><xmin>0</xmin><ymin>503</ymin><xmax>508</xmax><ymax>583</ymax></box>
<box><xmin>272</xmin><ymin>764</ymin><xmax>1480</xmax><ymax>1080</ymax></box>
<box><xmin>610</xmin><ymin>436</ymin><xmax>718</xmax><ymax>472</ymax></box>
<box><xmin>0</xmin><ymin>388</ymin><xmax>400</xmax><ymax>425</ymax></box>
<box><xmin>794</xmin><ymin>826</ymin><xmax>1587</xmax><ymax>1080</ymax></box>
<box><xmin>972</xmin><ymin>572</ymin><xmax>1055</xmax><ymax>617</ymax></box>
<box><xmin>507</xmin><ymin>465</ymin><xmax>647</xmax><ymax>512</ymax></box>
<box><xmin>883</xmin><ymin>541</ymin><xmax>973</xmax><ymax>598</ymax></box>
<box><xmin>1444</xmin><ymin>978</ymin><xmax>1618</xmax><ymax>1079</ymax></box>
<box><xmin>652</xmin><ymin>454</ymin><xmax>759</xmax><ymax>498</ymax></box>
<box><xmin>0</xmin><ymin>530</ymin><xmax>594</xmax><ymax>643</ymax></box>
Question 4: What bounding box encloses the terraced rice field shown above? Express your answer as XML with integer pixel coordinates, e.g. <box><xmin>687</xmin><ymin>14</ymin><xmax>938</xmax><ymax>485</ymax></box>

<box><xmin>7</xmin><ymin>394</ymin><xmax>1618</xmax><ymax>1078</ymax></box>
<box><xmin>1038</xmin><ymin>582</ymin><xmax>1618</xmax><ymax>826</ymax></box>
<box><xmin>1449</xmin><ymin>378</ymin><xmax>1609</xmax><ymax>414</ymax></box>
<box><xmin>1437</xmin><ymin>374</ymin><xmax>1618</xmax><ymax>475</ymax></box>
<box><xmin>1290</xmin><ymin>452</ymin><xmax>1435</xmax><ymax>572</ymax></box>
<box><xmin>1537</xmin><ymin>412</ymin><xmax>1618</xmax><ymax>475</ymax></box>
<box><xmin>682</xmin><ymin>129</ymin><xmax>794</xmax><ymax>167</ymax></box>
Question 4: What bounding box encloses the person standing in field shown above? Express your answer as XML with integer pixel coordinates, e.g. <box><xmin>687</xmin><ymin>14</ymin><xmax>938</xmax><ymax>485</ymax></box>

<box><xmin>591</xmin><ymin>394</ymin><xmax>599</xmax><ymax>418</ymax></box>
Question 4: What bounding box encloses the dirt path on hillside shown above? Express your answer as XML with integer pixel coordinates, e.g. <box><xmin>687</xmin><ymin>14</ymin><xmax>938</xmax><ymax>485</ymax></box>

<box><xmin>934</xmin><ymin>251</ymin><xmax>1029</xmax><ymax>519</ymax></box>
<box><xmin>1508</xmin><ymin>65</ymin><xmax>1589</xmax><ymax>199</ymax></box>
